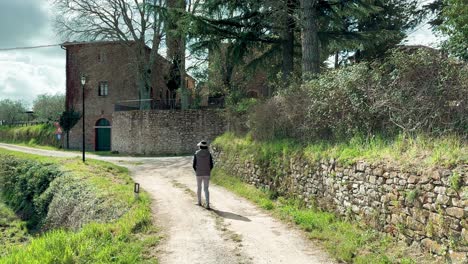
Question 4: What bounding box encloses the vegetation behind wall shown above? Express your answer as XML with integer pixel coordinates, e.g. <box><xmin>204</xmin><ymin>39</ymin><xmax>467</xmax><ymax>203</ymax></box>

<box><xmin>0</xmin><ymin>124</ymin><xmax>61</xmax><ymax>148</ymax></box>
<box><xmin>245</xmin><ymin>49</ymin><xmax>467</xmax><ymax>141</ymax></box>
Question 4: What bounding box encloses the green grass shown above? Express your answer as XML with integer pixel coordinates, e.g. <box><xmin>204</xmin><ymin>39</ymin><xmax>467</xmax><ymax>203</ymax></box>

<box><xmin>0</xmin><ymin>197</ymin><xmax>29</xmax><ymax>257</ymax></box>
<box><xmin>213</xmin><ymin>132</ymin><xmax>467</xmax><ymax>169</ymax></box>
<box><xmin>449</xmin><ymin>172</ymin><xmax>462</xmax><ymax>191</ymax></box>
<box><xmin>0</xmin><ymin>124</ymin><xmax>60</xmax><ymax>148</ymax></box>
<box><xmin>211</xmin><ymin>168</ymin><xmax>433</xmax><ymax>263</ymax></box>
<box><xmin>0</xmin><ymin>149</ymin><xmax>159</xmax><ymax>264</ymax></box>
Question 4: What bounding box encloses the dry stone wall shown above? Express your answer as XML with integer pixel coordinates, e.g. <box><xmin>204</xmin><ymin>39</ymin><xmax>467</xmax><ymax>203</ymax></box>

<box><xmin>112</xmin><ymin>110</ymin><xmax>226</xmax><ymax>155</ymax></box>
<box><xmin>212</xmin><ymin>147</ymin><xmax>467</xmax><ymax>261</ymax></box>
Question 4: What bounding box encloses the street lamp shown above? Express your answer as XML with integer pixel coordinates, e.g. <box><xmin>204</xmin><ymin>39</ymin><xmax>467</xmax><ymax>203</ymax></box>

<box><xmin>81</xmin><ymin>74</ymin><xmax>86</xmax><ymax>162</ymax></box>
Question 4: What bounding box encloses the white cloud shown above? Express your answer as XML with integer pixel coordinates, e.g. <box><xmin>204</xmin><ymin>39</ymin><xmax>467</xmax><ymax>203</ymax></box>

<box><xmin>0</xmin><ymin>0</ymin><xmax>65</xmax><ymax>108</ymax></box>
<box><xmin>0</xmin><ymin>50</ymin><xmax>65</xmax><ymax>109</ymax></box>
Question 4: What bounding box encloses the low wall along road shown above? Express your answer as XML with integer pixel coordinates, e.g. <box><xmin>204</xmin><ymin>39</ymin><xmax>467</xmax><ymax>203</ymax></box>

<box><xmin>112</xmin><ymin>109</ymin><xmax>226</xmax><ymax>155</ymax></box>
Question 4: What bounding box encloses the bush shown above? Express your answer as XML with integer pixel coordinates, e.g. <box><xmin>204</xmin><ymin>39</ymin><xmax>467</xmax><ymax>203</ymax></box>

<box><xmin>0</xmin><ymin>151</ymin><xmax>155</xmax><ymax>263</ymax></box>
<box><xmin>248</xmin><ymin>49</ymin><xmax>468</xmax><ymax>141</ymax></box>
<box><xmin>0</xmin><ymin>155</ymin><xmax>129</xmax><ymax>231</ymax></box>
<box><xmin>249</xmin><ymin>88</ymin><xmax>310</xmax><ymax>140</ymax></box>
<box><xmin>373</xmin><ymin>49</ymin><xmax>467</xmax><ymax>135</ymax></box>
<box><xmin>0</xmin><ymin>155</ymin><xmax>62</xmax><ymax>229</ymax></box>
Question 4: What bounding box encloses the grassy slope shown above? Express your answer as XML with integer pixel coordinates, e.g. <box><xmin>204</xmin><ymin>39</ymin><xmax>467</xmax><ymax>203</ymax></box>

<box><xmin>0</xmin><ymin>198</ymin><xmax>29</xmax><ymax>257</ymax></box>
<box><xmin>0</xmin><ymin>149</ymin><xmax>158</xmax><ymax>264</ymax></box>
<box><xmin>214</xmin><ymin>132</ymin><xmax>467</xmax><ymax>169</ymax></box>
<box><xmin>0</xmin><ymin>124</ymin><xmax>60</xmax><ymax>148</ymax></box>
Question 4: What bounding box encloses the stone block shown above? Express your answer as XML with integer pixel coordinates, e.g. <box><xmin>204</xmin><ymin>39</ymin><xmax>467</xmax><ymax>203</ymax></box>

<box><xmin>356</xmin><ymin>162</ymin><xmax>367</xmax><ymax>172</ymax></box>
<box><xmin>434</xmin><ymin>186</ymin><xmax>446</xmax><ymax>194</ymax></box>
<box><xmin>407</xmin><ymin>217</ymin><xmax>424</xmax><ymax>231</ymax></box>
<box><xmin>462</xmin><ymin>228</ymin><xmax>468</xmax><ymax>244</ymax></box>
<box><xmin>419</xmin><ymin>175</ymin><xmax>431</xmax><ymax>184</ymax></box>
<box><xmin>408</xmin><ymin>175</ymin><xmax>418</xmax><ymax>184</ymax></box>
<box><xmin>446</xmin><ymin>207</ymin><xmax>464</xmax><ymax>219</ymax></box>
<box><xmin>436</xmin><ymin>194</ymin><xmax>450</xmax><ymax>205</ymax></box>
<box><xmin>414</xmin><ymin>210</ymin><xmax>429</xmax><ymax>224</ymax></box>
<box><xmin>448</xmin><ymin>251</ymin><xmax>467</xmax><ymax>264</ymax></box>
<box><xmin>451</xmin><ymin>198</ymin><xmax>463</xmax><ymax>207</ymax></box>
<box><xmin>431</xmin><ymin>170</ymin><xmax>440</xmax><ymax>181</ymax></box>
<box><xmin>421</xmin><ymin>238</ymin><xmax>443</xmax><ymax>255</ymax></box>
<box><xmin>373</xmin><ymin>167</ymin><xmax>384</xmax><ymax>177</ymax></box>
<box><xmin>376</xmin><ymin>177</ymin><xmax>384</xmax><ymax>184</ymax></box>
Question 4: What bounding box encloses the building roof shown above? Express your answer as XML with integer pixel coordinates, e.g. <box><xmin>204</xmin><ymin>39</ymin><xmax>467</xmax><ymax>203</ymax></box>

<box><xmin>62</xmin><ymin>40</ymin><xmax>142</xmax><ymax>47</ymax></box>
<box><xmin>61</xmin><ymin>40</ymin><xmax>197</xmax><ymax>83</ymax></box>
<box><xmin>61</xmin><ymin>40</ymin><xmax>167</xmax><ymax>63</ymax></box>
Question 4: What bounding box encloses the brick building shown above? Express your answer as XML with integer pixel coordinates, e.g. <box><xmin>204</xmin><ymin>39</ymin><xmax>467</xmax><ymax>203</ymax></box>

<box><xmin>62</xmin><ymin>41</ymin><xmax>195</xmax><ymax>151</ymax></box>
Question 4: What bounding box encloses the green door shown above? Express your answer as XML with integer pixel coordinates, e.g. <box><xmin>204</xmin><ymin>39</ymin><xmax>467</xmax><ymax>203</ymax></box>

<box><xmin>95</xmin><ymin>119</ymin><xmax>111</xmax><ymax>151</ymax></box>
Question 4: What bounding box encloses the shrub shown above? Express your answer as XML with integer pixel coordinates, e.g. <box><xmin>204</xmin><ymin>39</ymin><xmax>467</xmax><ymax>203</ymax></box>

<box><xmin>0</xmin><ymin>155</ymin><xmax>62</xmax><ymax>229</ymax></box>
<box><xmin>0</xmin><ymin>152</ymin><xmax>155</xmax><ymax>263</ymax></box>
<box><xmin>372</xmin><ymin>49</ymin><xmax>467</xmax><ymax>135</ymax></box>
<box><xmin>248</xmin><ymin>49</ymin><xmax>468</xmax><ymax>141</ymax></box>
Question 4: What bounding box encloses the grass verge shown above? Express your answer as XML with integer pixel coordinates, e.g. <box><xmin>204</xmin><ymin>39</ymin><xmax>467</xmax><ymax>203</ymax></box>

<box><xmin>0</xmin><ymin>197</ymin><xmax>29</xmax><ymax>257</ymax></box>
<box><xmin>0</xmin><ymin>149</ymin><xmax>159</xmax><ymax>263</ymax></box>
<box><xmin>0</xmin><ymin>124</ymin><xmax>60</xmax><ymax>148</ymax></box>
<box><xmin>213</xmin><ymin>132</ymin><xmax>467</xmax><ymax>169</ymax></box>
<box><xmin>211</xmin><ymin>168</ymin><xmax>435</xmax><ymax>263</ymax></box>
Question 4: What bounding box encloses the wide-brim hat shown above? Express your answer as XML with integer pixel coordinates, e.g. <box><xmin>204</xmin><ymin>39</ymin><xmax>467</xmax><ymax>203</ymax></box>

<box><xmin>197</xmin><ymin>140</ymin><xmax>208</xmax><ymax>147</ymax></box>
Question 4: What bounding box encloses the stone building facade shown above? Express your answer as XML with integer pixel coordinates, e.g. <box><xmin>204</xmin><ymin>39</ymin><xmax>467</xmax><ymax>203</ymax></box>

<box><xmin>62</xmin><ymin>41</ymin><xmax>195</xmax><ymax>151</ymax></box>
<box><xmin>212</xmin><ymin>146</ymin><xmax>468</xmax><ymax>263</ymax></box>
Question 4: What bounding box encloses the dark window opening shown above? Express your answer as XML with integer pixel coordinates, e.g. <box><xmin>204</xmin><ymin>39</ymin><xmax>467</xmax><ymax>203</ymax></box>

<box><xmin>98</xmin><ymin>51</ymin><xmax>106</xmax><ymax>63</ymax></box>
<box><xmin>99</xmin><ymin>81</ymin><xmax>108</xmax><ymax>96</ymax></box>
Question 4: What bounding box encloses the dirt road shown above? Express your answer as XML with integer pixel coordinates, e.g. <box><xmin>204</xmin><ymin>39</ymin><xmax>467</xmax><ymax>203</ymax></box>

<box><xmin>0</xmin><ymin>143</ymin><xmax>334</xmax><ymax>264</ymax></box>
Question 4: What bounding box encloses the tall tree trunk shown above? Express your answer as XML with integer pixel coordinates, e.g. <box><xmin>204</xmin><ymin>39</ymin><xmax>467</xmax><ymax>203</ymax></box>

<box><xmin>167</xmin><ymin>0</ymin><xmax>187</xmax><ymax>109</ymax></box>
<box><xmin>301</xmin><ymin>0</ymin><xmax>320</xmax><ymax>78</ymax></box>
<box><xmin>135</xmin><ymin>42</ymin><xmax>151</xmax><ymax>110</ymax></box>
<box><xmin>334</xmin><ymin>51</ymin><xmax>339</xmax><ymax>68</ymax></box>
<box><xmin>281</xmin><ymin>0</ymin><xmax>296</xmax><ymax>81</ymax></box>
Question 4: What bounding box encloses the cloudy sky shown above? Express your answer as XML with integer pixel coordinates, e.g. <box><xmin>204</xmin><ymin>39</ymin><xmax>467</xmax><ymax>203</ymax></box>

<box><xmin>0</xmin><ymin>0</ymin><xmax>440</xmax><ymax>109</ymax></box>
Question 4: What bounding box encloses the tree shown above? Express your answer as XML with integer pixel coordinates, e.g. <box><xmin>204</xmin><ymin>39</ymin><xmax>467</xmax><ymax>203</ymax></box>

<box><xmin>427</xmin><ymin>0</ymin><xmax>468</xmax><ymax>60</ymax></box>
<box><xmin>33</xmin><ymin>94</ymin><xmax>65</xmax><ymax>122</ymax></box>
<box><xmin>0</xmin><ymin>99</ymin><xmax>27</xmax><ymax>125</ymax></box>
<box><xmin>424</xmin><ymin>0</ymin><xmax>444</xmax><ymax>27</ymax></box>
<box><xmin>348</xmin><ymin>0</ymin><xmax>421</xmax><ymax>63</ymax></box>
<box><xmin>59</xmin><ymin>109</ymin><xmax>81</xmax><ymax>149</ymax></box>
<box><xmin>188</xmin><ymin>0</ymin><xmax>402</xmax><ymax>83</ymax></box>
<box><xmin>300</xmin><ymin>0</ymin><xmax>320</xmax><ymax>77</ymax></box>
<box><xmin>187</xmin><ymin>0</ymin><xmax>294</xmax><ymax>83</ymax></box>
<box><xmin>52</xmin><ymin>0</ymin><xmax>165</xmax><ymax>109</ymax></box>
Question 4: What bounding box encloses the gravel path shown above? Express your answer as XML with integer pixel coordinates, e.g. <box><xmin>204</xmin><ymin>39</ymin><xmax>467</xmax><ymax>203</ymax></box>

<box><xmin>0</xmin><ymin>143</ymin><xmax>334</xmax><ymax>264</ymax></box>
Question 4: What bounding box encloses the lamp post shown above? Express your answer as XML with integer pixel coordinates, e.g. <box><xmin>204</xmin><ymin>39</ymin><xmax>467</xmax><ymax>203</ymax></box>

<box><xmin>80</xmin><ymin>74</ymin><xmax>86</xmax><ymax>162</ymax></box>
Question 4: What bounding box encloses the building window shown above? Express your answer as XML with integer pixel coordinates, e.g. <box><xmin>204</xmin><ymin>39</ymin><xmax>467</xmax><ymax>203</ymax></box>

<box><xmin>98</xmin><ymin>81</ymin><xmax>108</xmax><ymax>96</ymax></box>
<box><xmin>98</xmin><ymin>51</ymin><xmax>106</xmax><ymax>63</ymax></box>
